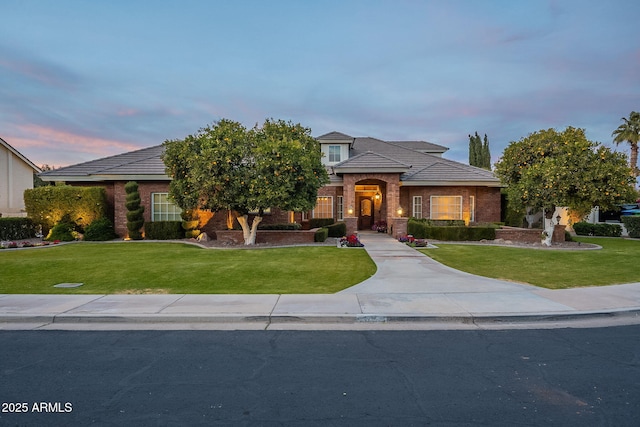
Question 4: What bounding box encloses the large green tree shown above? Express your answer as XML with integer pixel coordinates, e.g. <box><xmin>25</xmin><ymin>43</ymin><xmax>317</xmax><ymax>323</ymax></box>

<box><xmin>162</xmin><ymin>118</ymin><xmax>329</xmax><ymax>245</ymax></box>
<box><xmin>612</xmin><ymin>111</ymin><xmax>640</xmax><ymax>179</ymax></box>
<box><xmin>495</xmin><ymin>127</ymin><xmax>635</xmax><ymax>220</ymax></box>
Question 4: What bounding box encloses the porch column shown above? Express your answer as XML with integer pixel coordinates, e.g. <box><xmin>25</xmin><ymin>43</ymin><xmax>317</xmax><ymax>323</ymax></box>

<box><xmin>385</xmin><ymin>181</ymin><xmax>400</xmax><ymax>228</ymax></box>
<box><xmin>343</xmin><ymin>175</ymin><xmax>357</xmax><ymax>235</ymax></box>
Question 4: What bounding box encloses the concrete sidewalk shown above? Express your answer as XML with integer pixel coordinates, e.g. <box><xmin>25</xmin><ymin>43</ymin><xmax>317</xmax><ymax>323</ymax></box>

<box><xmin>1</xmin><ymin>232</ymin><xmax>640</xmax><ymax>330</ymax></box>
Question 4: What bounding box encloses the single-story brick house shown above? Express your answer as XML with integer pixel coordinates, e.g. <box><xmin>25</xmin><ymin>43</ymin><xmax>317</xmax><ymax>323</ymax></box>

<box><xmin>39</xmin><ymin>131</ymin><xmax>502</xmax><ymax>238</ymax></box>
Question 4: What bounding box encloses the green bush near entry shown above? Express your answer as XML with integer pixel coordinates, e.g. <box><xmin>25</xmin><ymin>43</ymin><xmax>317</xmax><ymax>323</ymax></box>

<box><xmin>314</xmin><ymin>227</ymin><xmax>329</xmax><ymax>242</ymax></box>
<box><xmin>573</xmin><ymin>222</ymin><xmax>622</xmax><ymax>237</ymax></box>
<box><xmin>326</xmin><ymin>222</ymin><xmax>347</xmax><ymax>237</ymax></box>
<box><xmin>309</xmin><ymin>218</ymin><xmax>334</xmax><ymax>228</ymax></box>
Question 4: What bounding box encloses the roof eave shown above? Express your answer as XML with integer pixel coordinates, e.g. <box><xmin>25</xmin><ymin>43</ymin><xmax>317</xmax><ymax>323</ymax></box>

<box><xmin>334</xmin><ymin>167</ymin><xmax>410</xmax><ymax>174</ymax></box>
<box><xmin>40</xmin><ymin>174</ymin><xmax>171</xmax><ymax>182</ymax></box>
<box><xmin>401</xmin><ymin>180</ymin><xmax>504</xmax><ymax>187</ymax></box>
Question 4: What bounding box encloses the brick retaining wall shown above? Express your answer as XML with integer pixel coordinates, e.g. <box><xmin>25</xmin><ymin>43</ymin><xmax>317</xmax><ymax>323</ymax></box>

<box><xmin>214</xmin><ymin>229</ymin><xmax>318</xmax><ymax>245</ymax></box>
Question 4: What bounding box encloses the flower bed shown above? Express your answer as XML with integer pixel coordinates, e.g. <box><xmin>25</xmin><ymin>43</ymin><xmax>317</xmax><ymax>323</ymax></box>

<box><xmin>339</xmin><ymin>234</ymin><xmax>364</xmax><ymax>247</ymax></box>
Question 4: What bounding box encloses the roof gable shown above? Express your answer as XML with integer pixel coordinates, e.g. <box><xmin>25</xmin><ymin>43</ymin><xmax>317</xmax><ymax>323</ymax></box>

<box><xmin>0</xmin><ymin>137</ymin><xmax>41</xmax><ymax>172</ymax></box>
<box><xmin>333</xmin><ymin>151</ymin><xmax>411</xmax><ymax>174</ymax></box>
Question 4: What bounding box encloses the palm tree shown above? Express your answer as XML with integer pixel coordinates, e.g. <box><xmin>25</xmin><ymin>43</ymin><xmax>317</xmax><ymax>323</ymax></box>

<box><xmin>612</xmin><ymin>111</ymin><xmax>640</xmax><ymax>178</ymax></box>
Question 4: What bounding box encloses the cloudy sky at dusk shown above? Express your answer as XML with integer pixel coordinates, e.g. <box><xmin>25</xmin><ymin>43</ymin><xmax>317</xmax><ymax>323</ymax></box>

<box><xmin>1</xmin><ymin>0</ymin><xmax>639</xmax><ymax>168</ymax></box>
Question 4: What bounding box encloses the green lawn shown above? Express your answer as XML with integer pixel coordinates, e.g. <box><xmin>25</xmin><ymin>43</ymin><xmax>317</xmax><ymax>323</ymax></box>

<box><xmin>420</xmin><ymin>237</ymin><xmax>640</xmax><ymax>289</ymax></box>
<box><xmin>0</xmin><ymin>242</ymin><xmax>376</xmax><ymax>294</ymax></box>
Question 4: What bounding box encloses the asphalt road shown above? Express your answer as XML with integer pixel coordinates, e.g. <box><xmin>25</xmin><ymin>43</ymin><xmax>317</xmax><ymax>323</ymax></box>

<box><xmin>1</xmin><ymin>327</ymin><xmax>639</xmax><ymax>426</ymax></box>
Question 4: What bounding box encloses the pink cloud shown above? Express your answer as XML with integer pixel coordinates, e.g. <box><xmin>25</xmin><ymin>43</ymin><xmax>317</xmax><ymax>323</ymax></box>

<box><xmin>8</xmin><ymin>124</ymin><xmax>143</xmax><ymax>167</ymax></box>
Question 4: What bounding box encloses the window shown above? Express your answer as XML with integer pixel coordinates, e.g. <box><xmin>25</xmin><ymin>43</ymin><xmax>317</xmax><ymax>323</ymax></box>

<box><xmin>328</xmin><ymin>145</ymin><xmax>341</xmax><ymax>163</ymax></box>
<box><xmin>430</xmin><ymin>196</ymin><xmax>462</xmax><ymax>220</ymax></box>
<box><xmin>469</xmin><ymin>196</ymin><xmax>475</xmax><ymax>223</ymax></box>
<box><xmin>412</xmin><ymin>196</ymin><xmax>423</xmax><ymax>219</ymax></box>
<box><xmin>152</xmin><ymin>193</ymin><xmax>182</xmax><ymax>221</ymax></box>
<box><xmin>337</xmin><ymin>196</ymin><xmax>344</xmax><ymax>221</ymax></box>
<box><xmin>313</xmin><ymin>196</ymin><xmax>333</xmax><ymax>218</ymax></box>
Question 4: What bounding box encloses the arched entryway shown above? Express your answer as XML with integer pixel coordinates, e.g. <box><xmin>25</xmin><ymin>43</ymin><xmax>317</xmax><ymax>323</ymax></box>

<box><xmin>355</xmin><ymin>180</ymin><xmax>386</xmax><ymax>231</ymax></box>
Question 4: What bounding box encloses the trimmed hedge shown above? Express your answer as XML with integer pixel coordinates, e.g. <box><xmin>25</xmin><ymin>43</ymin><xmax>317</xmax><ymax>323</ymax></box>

<box><xmin>622</xmin><ymin>216</ymin><xmax>640</xmax><ymax>238</ymax></box>
<box><xmin>409</xmin><ymin>218</ymin><xmax>466</xmax><ymax>227</ymax></box>
<box><xmin>309</xmin><ymin>218</ymin><xmax>334</xmax><ymax>228</ymax></box>
<box><xmin>314</xmin><ymin>227</ymin><xmax>329</xmax><ymax>242</ymax></box>
<box><xmin>408</xmin><ymin>219</ymin><xmax>495</xmax><ymax>241</ymax></box>
<box><xmin>258</xmin><ymin>223</ymin><xmax>303</xmax><ymax>230</ymax></box>
<box><xmin>144</xmin><ymin>221</ymin><xmax>185</xmax><ymax>240</ymax></box>
<box><xmin>0</xmin><ymin>217</ymin><xmax>37</xmax><ymax>240</ymax></box>
<box><xmin>23</xmin><ymin>185</ymin><xmax>108</xmax><ymax>233</ymax></box>
<box><xmin>573</xmin><ymin>222</ymin><xmax>622</xmax><ymax>237</ymax></box>
<box><xmin>326</xmin><ymin>222</ymin><xmax>347</xmax><ymax>237</ymax></box>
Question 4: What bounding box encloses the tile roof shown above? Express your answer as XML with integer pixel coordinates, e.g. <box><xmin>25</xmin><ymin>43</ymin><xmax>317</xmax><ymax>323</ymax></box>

<box><xmin>39</xmin><ymin>145</ymin><xmax>167</xmax><ymax>181</ymax></box>
<box><xmin>39</xmin><ymin>131</ymin><xmax>501</xmax><ymax>187</ymax></box>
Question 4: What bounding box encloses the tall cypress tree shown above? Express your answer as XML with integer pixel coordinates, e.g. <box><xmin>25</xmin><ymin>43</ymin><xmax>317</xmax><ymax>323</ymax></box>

<box><xmin>468</xmin><ymin>132</ymin><xmax>481</xmax><ymax>166</ymax></box>
<box><xmin>481</xmin><ymin>133</ymin><xmax>492</xmax><ymax>170</ymax></box>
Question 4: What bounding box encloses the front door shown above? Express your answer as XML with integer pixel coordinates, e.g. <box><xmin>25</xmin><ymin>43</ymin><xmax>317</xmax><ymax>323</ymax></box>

<box><xmin>359</xmin><ymin>198</ymin><xmax>372</xmax><ymax>230</ymax></box>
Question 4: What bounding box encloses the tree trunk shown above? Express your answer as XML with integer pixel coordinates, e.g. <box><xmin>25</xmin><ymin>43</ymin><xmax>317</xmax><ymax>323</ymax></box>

<box><xmin>236</xmin><ymin>215</ymin><xmax>263</xmax><ymax>245</ymax></box>
<box><xmin>630</xmin><ymin>142</ymin><xmax>639</xmax><ymax>179</ymax></box>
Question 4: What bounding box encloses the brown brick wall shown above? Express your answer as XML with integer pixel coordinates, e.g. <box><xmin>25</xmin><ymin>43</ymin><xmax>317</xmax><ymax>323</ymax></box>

<box><xmin>400</xmin><ymin>186</ymin><xmax>501</xmax><ymax>223</ymax></box>
<box><xmin>215</xmin><ymin>229</ymin><xmax>318</xmax><ymax>245</ymax></box>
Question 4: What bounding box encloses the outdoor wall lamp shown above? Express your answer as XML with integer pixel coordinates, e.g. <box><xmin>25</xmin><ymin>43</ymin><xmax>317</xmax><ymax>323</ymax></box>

<box><xmin>347</xmin><ymin>205</ymin><xmax>354</xmax><ymax>215</ymax></box>
<box><xmin>397</xmin><ymin>206</ymin><xmax>403</xmax><ymax>216</ymax></box>
<box><xmin>374</xmin><ymin>192</ymin><xmax>381</xmax><ymax>201</ymax></box>
<box><xmin>556</xmin><ymin>214</ymin><xmax>561</xmax><ymax>225</ymax></box>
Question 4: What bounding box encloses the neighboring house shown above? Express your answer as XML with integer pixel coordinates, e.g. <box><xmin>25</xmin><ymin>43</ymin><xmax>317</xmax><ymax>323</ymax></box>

<box><xmin>0</xmin><ymin>137</ymin><xmax>41</xmax><ymax>217</ymax></box>
<box><xmin>39</xmin><ymin>132</ymin><xmax>502</xmax><ymax>237</ymax></box>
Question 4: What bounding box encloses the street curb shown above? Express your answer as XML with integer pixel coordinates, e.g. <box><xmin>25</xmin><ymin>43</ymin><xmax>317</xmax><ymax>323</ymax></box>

<box><xmin>2</xmin><ymin>308</ymin><xmax>640</xmax><ymax>326</ymax></box>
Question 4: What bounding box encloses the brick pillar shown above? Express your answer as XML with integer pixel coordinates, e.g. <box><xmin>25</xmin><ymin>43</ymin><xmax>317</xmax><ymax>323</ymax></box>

<box><xmin>391</xmin><ymin>217</ymin><xmax>408</xmax><ymax>239</ymax></box>
<box><xmin>344</xmin><ymin>217</ymin><xmax>358</xmax><ymax>236</ymax></box>
<box><xmin>552</xmin><ymin>225</ymin><xmax>566</xmax><ymax>243</ymax></box>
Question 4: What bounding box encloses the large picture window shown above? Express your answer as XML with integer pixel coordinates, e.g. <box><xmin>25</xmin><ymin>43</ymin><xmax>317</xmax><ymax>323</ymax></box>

<box><xmin>412</xmin><ymin>196</ymin><xmax>423</xmax><ymax>219</ymax></box>
<box><xmin>313</xmin><ymin>196</ymin><xmax>333</xmax><ymax>218</ymax></box>
<box><xmin>430</xmin><ymin>196</ymin><xmax>462</xmax><ymax>220</ymax></box>
<box><xmin>151</xmin><ymin>193</ymin><xmax>182</xmax><ymax>221</ymax></box>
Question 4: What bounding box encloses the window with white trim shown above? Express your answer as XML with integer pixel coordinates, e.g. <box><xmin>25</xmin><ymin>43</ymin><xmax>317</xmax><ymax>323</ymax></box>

<box><xmin>328</xmin><ymin>145</ymin><xmax>341</xmax><ymax>163</ymax></box>
<box><xmin>313</xmin><ymin>196</ymin><xmax>333</xmax><ymax>218</ymax></box>
<box><xmin>151</xmin><ymin>193</ymin><xmax>182</xmax><ymax>221</ymax></box>
<box><xmin>412</xmin><ymin>196</ymin><xmax>423</xmax><ymax>219</ymax></box>
<box><xmin>430</xmin><ymin>196</ymin><xmax>462</xmax><ymax>220</ymax></box>
<box><xmin>469</xmin><ymin>196</ymin><xmax>475</xmax><ymax>223</ymax></box>
<box><xmin>337</xmin><ymin>196</ymin><xmax>344</xmax><ymax>221</ymax></box>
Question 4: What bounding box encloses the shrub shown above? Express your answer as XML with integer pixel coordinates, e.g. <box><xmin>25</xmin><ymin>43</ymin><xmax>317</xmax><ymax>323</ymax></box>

<box><xmin>84</xmin><ymin>218</ymin><xmax>117</xmax><ymax>241</ymax></box>
<box><xmin>0</xmin><ymin>217</ymin><xmax>37</xmax><ymax>240</ymax></box>
<box><xmin>46</xmin><ymin>220</ymin><xmax>76</xmax><ymax>242</ymax></box>
<box><xmin>258</xmin><ymin>223</ymin><xmax>303</xmax><ymax>230</ymax></box>
<box><xmin>144</xmin><ymin>221</ymin><xmax>185</xmax><ymax>240</ymax></box>
<box><xmin>125</xmin><ymin>181</ymin><xmax>144</xmax><ymax>240</ymax></box>
<box><xmin>326</xmin><ymin>222</ymin><xmax>347</xmax><ymax>237</ymax></box>
<box><xmin>314</xmin><ymin>227</ymin><xmax>329</xmax><ymax>242</ymax></box>
<box><xmin>622</xmin><ymin>216</ymin><xmax>640</xmax><ymax>238</ymax></box>
<box><xmin>309</xmin><ymin>218</ymin><xmax>334</xmax><ymax>228</ymax></box>
<box><xmin>24</xmin><ymin>185</ymin><xmax>108</xmax><ymax>234</ymax></box>
<box><xmin>573</xmin><ymin>222</ymin><xmax>622</xmax><ymax>237</ymax></box>
<box><xmin>181</xmin><ymin>209</ymin><xmax>201</xmax><ymax>238</ymax></box>
<box><xmin>407</xmin><ymin>219</ymin><xmax>495</xmax><ymax>240</ymax></box>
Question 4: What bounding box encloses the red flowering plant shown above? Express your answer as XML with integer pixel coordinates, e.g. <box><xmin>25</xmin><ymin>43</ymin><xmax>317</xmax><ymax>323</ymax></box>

<box><xmin>339</xmin><ymin>234</ymin><xmax>364</xmax><ymax>247</ymax></box>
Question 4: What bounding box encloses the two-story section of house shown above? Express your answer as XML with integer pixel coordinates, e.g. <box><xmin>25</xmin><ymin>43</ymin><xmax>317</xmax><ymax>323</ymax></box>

<box><xmin>313</xmin><ymin>132</ymin><xmax>501</xmax><ymax>235</ymax></box>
